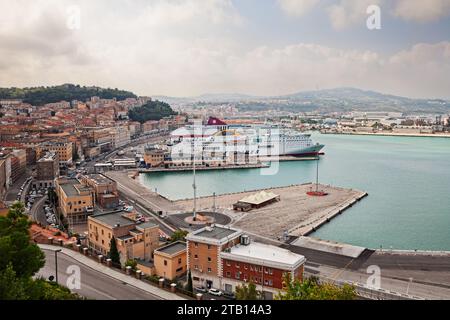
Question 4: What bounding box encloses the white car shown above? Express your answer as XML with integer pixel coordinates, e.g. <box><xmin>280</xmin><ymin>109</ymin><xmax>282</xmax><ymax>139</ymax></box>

<box><xmin>208</xmin><ymin>288</ymin><xmax>223</xmax><ymax>297</ymax></box>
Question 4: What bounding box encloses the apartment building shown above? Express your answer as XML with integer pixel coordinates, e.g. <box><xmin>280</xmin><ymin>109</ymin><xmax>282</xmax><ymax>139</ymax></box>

<box><xmin>79</xmin><ymin>174</ymin><xmax>119</xmax><ymax>209</ymax></box>
<box><xmin>186</xmin><ymin>225</ymin><xmax>306</xmax><ymax>299</ymax></box>
<box><xmin>153</xmin><ymin>241</ymin><xmax>187</xmax><ymax>281</ymax></box>
<box><xmin>37</xmin><ymin>141</ymin><xmax>73</xmax><ymax>166</ymax></box>
<box><xmin>34</xmin><ymin>151</ymin><xmax>59</xmax><ymax>188</ymax></box>
<box><xmin>88</xmin><ymin>210</ymin><xmax>160</xmax><ymax>264</ymax></box>
<box><xmin>55</xmin><ymin>178</ymin><xmax>94</xmax><ymax>225</ymax></box>
<box><xmin>143</xmin><ymin>148</ymin><xmax>165</xmax><ymax>167</ymax></box>
<box><xmin>0</xmin><ymin>154</ymin><xmax>11</xmax><ymax>199</ymax></box>
<box><xmin>110</xmin><ymin>126</ymin><xmax>131</xmax><ymax>149</ymax></box>
<box><xmin>186</xmin><ymin>225</ymin><xmax>242</xmax><ymax>290</ymax></box>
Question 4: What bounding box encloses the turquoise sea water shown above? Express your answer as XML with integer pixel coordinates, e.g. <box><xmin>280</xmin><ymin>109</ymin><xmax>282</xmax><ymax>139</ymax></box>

<box><xmin>139</xmin><ymin>133</ymin><xmax>450</xmax><ymax>250</ymax></box>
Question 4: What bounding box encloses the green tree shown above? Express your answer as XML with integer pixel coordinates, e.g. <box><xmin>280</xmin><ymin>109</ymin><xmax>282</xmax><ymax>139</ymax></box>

<box><xmin>235</xmin><ymin>281</ymin><xmax>260</xmax><ymax>300</ymax></box>
<box><xmin>186</xmin><ymin>269</ymin><xmax>193</xmax><ymax>293</ymax></box>
<box><xmin>108</xmin><ymin>236</ymin><xmax>120</xmax><ymax>265</ymax></box>
<box><xmin>125</xmin><ymin>259</ymin><xmax>137</xmax><ymax>271</ymax></box>
<box><xmin>0</xmin><ymin>202</ymin><xmax>45</xmax><ymax>277</ymax></box>
<box><xmin>275</xmin><ymin>274</ymin><xmax>356</xmax><ymax>300</ymax></box>
<box><xmin>169</xmin><ymin>230</ymin><xmax>188</xmax><ymax>243</ymax></box>
<box><xmin>128</xmin><ymin>100</ymin><xmax>177</xmax><ymax>123</ymax></box>
<box><xmin>0</xmin><ymin>202</ymin><xmax>81</xmax><ymax>300</ymax></box>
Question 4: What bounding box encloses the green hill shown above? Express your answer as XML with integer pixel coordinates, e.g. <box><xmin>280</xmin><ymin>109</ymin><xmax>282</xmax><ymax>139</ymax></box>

<box><xmin>0</xmin><ymin>84</ymin><xmax>137</xmax><ymax>106</ymax></box>
<box><xmin>128</xmin><ymin>100</ymin><xmax>177</xmax><ymax>123</ymax></box>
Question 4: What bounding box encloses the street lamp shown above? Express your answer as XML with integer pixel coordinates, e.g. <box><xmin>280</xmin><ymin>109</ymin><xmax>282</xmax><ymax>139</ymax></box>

<box><xmin>54</xmin><ymin>249</ymin><xmax>62</xmax><ymax>285</ymax></box>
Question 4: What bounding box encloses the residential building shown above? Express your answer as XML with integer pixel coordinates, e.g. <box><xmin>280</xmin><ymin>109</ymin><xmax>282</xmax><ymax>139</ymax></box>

<box><xmin>0</xmin><ymin>154</ymin><xmax>11</xmax><ymax>199</ymax></box>
<box><xmin>186</xmin><ymin>225</ymin><xmax>306</xmax><ymax>299</ymax></box>
<box><xmin>111</xmin><ymin>126</ymin><xmax>131</xmax><ymax>149</ymax></box>
<box><xmin>34</xmin><ymin>151</ymin><xmax>59</xmax><ymax>188</ymax></box>
<box><xmin>186</xmin><ymin>225</ymin><xmax>242</xmax><ymax>290</ymax></box>
<box><xmin>9</xmin><ymin>149</ymin><xmax>26</xmax><ymax>183</ymax></box>
<box><xmin>80</xmin><ymin>174</ymin><xmax>119</xmax><ymax>209</ymax></box>
<box><xmin>55</xmin><ymin>178</ymin><xmax>94</xmax><ymax>225</ymax></box>
<box><xmin>221</xmin><ymin>240</ymin><xmax>306</xmax><ymax>299</ymax></box>
<box><xmin>88</xmin><ymin>210</ymin><xmax>160</xmax><ymax>264</ymax></box>
<box><xmin>37</xmin><ymin>141</ymin><xmax>73</xmax><ymax>167</ymax></box>
<box><xmin>153</xmin><ymin>241</ymin><xmax>187</xmax><ymax>280</ymax></box>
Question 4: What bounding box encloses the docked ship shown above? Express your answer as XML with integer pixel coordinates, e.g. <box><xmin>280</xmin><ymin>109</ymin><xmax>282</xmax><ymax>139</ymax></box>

<box><xmin>169</xmin><ymin>117</ymin><xmax>324</xmax><ymax>159</ymax></box>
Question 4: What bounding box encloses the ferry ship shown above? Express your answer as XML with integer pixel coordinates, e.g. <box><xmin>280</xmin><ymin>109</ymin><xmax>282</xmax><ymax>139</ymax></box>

<box><xmin>169</xmin><ymin>117</ymin><xmax>324</xmax><ymax>158</ymax></box>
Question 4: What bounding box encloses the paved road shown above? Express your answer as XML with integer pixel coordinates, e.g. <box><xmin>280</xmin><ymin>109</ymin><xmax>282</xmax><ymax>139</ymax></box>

<box><xmin>38</xmin><ymin>249</ymin><xmax>162</xmax><ymax>300</ymax></box>
<box><xmin>30</xmin><ymin>195</ymin><xmax>48</xmax><ymax>225</ymax></box>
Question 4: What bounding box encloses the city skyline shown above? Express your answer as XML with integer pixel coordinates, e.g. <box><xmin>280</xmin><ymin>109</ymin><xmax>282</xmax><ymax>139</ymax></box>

<box><xmin>0</xmin><ymin>0</ymin><xmax>449</xmax><ymax>99</ymax></box>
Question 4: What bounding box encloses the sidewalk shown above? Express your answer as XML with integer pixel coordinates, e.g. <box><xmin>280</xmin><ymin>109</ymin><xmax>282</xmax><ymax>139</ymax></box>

<box><xmin>38</xmin><ymin>244</ymin><xmax>185</xmax><ymax>300</ymax></box>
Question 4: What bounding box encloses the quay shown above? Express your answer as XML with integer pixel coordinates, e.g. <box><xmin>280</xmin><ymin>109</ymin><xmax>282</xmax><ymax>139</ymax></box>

<box><xmin>137</xmin><ymin>162</ymin><xmax>269</xmax><ymax>173</ymax></box>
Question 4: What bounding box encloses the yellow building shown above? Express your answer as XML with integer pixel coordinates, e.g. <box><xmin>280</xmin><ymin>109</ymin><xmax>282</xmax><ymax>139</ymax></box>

<box><xmin>37</xmin><ymin>141</ymin><xmax>73</xmax><ymax>166</ymax></box>
<box><xmin>88</xmin><ymin>211</ymin><xmax>160</xmax><ymax>265</ymax></box>
<box><xmin>153</xmin><ymin>241</ymin><xmax>187</xmax><ymax>281</ymax></box>
<box><xmin>55</xmin><ymin>178</ymin><xmax>94</xmax><ymax>225</ymax></box>
<box><xmin>143</xmin><ymin>148</ymin><xmax>165</xmax><ymax>167</ymax></box>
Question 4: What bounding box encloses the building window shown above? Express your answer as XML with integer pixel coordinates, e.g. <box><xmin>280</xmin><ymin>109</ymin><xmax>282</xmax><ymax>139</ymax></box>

<box><xmin>235</xmin><ymin>263</ymin><xmax>240</xmax><ymax>268</ymax></box>
<box><xmin>194</xmin><ymin>265</ymin><xmax>198</xmax><ymax>270</ymax></box>
<box><xmin>226</xmin><ymin>272</ymin><xmax>231</xmax><ymax>277</ymax></box>
<box><xmin>164</xmin><ymin>260</ymin><xmax>167</xmax><ymax>266</ymax></box>
<box><xmin>101</xmin><ymin>240</ymin><xmax>104</xmax><ymax>244</ymax></box>
<box><xmin>207</xmin><ymin>257</ymin><xmax>212</xmax><ymax>262</ymax></box>
<box><xmin>194</xmin><ymin>254</ymin><xmax>198</xmax><ymax>260</ymax></box>
<box><xmin>178</xmin><ymin>258</ymin><xmax>182</xmax><ymax>264</ymax></box>
<box><xmin>194</xmin><ymin>242</ymin><xmax>198</xmax><ymax>248</ymax></box>
<box><xmin>268</xmin><ymin>280</ymin><xmax>273</xmax><ymax>286</ymax></box>
<box><xmin>226</xmin><ymin>261</ymin><xmax>231</xmax><ymax>267</ymax></box>
<box><xmin>207</xmin><ymin>268</ymin><xmax>212</xmax><ymax>273</ymax></box>
<box><xmin>101</xmin><ymin>230</ymin><xmax>104</xmax><ymax>235</ymax></box>
<box><xmin>207</xmin><ymin>244</ymin><xmax>211</xmax><ymax>249</ymax></box>
<box><xmin>235</xmin><ymin>272</ymin><xmax>240</xmax><ymax>280</ymax></box>
<box><xmin>268</xmin><ymin>268</ymin><xmax>273</xmax><ymax>275</ymax></box>
<box><xmin>244</xmin><ymin>265</ymin><xmax>248</xmax><ymax>270</ymax></box>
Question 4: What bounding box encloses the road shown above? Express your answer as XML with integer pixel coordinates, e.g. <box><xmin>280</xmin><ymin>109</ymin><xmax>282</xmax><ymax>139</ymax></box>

<box><xmin>38</xmin><ymin>249</ymin><xmax>162</xmax><ymax>300</ymax></box>
<box><xmin>30</xmin><ymin>195</ymin><xmax>48</xmax><ymax>225</ymax></box>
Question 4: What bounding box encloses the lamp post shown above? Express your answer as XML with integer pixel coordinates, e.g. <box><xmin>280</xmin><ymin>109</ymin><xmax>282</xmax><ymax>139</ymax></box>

<box><xmin>54</xmin><ymin>249</ymin><xmax>62</xmax><ymax>285</ymax></box>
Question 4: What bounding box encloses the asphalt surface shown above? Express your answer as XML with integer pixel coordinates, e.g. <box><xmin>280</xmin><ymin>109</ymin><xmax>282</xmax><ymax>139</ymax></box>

<box><xmin>38</xmin><ymin>249</ymin><xmax>162</xmax><ymax>300</ymax></box>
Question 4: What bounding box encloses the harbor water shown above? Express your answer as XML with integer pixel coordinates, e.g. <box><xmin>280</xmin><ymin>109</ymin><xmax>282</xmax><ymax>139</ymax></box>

<box><xmin>139</xmin><ymin>133</ymin><xmax>450</xmax><ymax>251</ymax></box>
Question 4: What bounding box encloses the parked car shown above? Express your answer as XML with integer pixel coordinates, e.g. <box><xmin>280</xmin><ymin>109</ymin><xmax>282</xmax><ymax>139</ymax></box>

<box><xmin>208</xmin><ymin>288</ymin><xmax>223</xmax><ymax>296</ymax></box>
<box><xmin>223</xmin><ymin>292</ymin><xmax>235</xmax><ymax>299</ymax></box>
<box><xmin>194</xmin><ymin>286</ymin><xmax>208</xmax><ymax>293</ymax></box>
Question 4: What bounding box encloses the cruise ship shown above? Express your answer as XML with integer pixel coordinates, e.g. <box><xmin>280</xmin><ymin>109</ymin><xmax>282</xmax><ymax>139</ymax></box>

<box><xmin>169</xmin><ymin>117</ymin><xmax>324</xmax><ymax>159</ymax></box>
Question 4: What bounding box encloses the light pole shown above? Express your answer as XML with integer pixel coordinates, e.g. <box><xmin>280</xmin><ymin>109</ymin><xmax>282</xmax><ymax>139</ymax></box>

<box><xmin>54</xmin><ymin>249</ymin><xmax>62</xmax><ymax>285</ymax></box>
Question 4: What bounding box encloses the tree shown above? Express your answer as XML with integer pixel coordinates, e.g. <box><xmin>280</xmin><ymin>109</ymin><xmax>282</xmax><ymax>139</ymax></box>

<box><xmin>169</xmin><ymin>230</ymin><xmax>188</xmax><ymax>243</ymax></box>
<box><xmin>0</xmin><ymin>202</ymin><xmax>81</xmax><ymax>300</ymax></box>
<box><xmin>235</xmin><ymin>281</ymin><xmax>260</xmax><ymax>300</ymax></box>
<box><xmin>108</xmin><ymin>237</ymin><xmax>120</xmax><ymax>265</ymax></box>
<box><xmin>125</xmin><ymin>259</ymin><xmax>137</xmax><ymax>271</ymax></box>
<box><xmin>0</xmin><ymin>202</ymin><xmax>45</xmax><ymax>277</ymax></box>
<box><xmin>275</xmin><ymin>274</ymin><xmax>357</xmax><ymax>300</ymax></box>
<box><xmin>186</xmin><ymin>270</ymin><xmax>193</xmax><ymax>293</ymax></box>
<box><xmin>128</xmin><ymin>100</ymin><xmax>177</xmax><ymax>123</ymax></box>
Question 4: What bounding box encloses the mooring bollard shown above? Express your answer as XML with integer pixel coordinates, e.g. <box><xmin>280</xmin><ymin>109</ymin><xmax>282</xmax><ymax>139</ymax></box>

<box><xmin>82</xmin><ymin>247</ymin><xmax>88</xmax><ymax>256</ymax></box>
<box><xmin>196</xmin><ymin>293</ymin><xmax>203</xmax><ymax>300</ymax></box>
<box><xmin>159</xmin><ymin>278</ymin><xmax>164</xmax><ymax>288</ymax></box>
<box><xmin>126</xmin><ymin>266</ymin><xmax>132</xmax><ymax>275</ymax></box>
<box><xmin>170</xmin><ymin>283</ymin><xmax>177</xmax><ymax>293</ymax></box>
<box><xmin>136</xmin><ymin>270</ymin><xmax>142</xmax><ymax>279</ymax></box>
<box><xmin>98</xmin><ymin>255</ymin><xmax>103</xmax><ymax>263</ymax></box>
<box><xmin>48</xmin><ymin>237</ymin><xmax>53</xmax><ymax>245</ymax></box>
<box><xmin>106</xmin><ymin>258</ymin><xmax>112</xmax><ymax>267</ymax></box>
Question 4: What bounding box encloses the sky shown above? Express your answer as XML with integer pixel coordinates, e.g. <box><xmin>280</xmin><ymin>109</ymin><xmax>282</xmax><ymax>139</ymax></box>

<box><xmin>0</xmin><ymin>0</ymin><xmax>449</xmax><ymax>99</ymax></box>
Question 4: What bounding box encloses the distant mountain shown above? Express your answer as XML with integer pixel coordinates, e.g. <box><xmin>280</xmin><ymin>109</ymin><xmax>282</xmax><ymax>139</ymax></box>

<box><xmin>0</xmin><ymin>84</ymin><xmax>137</xmax><ymax>106</ymax></box>
<box><xmin>155</xmin><ymin>88</ymin><xmax>450</xmax><ymax>113</ymax></box>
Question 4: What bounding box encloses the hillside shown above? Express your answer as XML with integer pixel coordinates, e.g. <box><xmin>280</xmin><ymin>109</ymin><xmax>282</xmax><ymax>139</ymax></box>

<box><xmin>128</xmin><ymin>100</ymin><xmax>177</xmax><ymax>123</ymax></box>
<box><xmin>0</xmin><ymin>84</ymin><xmax>137</xmax><ymax>106</ymax></box>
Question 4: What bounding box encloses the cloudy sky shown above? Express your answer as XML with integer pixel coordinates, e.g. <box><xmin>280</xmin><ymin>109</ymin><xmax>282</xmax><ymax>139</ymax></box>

<box><xmin>0</xmin><ymin>0</ymin><xmax>449</xmax><ymax>98</ymax></box>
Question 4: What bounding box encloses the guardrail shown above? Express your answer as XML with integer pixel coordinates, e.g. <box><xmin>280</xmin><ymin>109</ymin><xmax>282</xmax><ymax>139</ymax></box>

<box><xmin>305</xmin><ymin>272</ymin><xmax>425</xmax><ymax>300</ymax></box>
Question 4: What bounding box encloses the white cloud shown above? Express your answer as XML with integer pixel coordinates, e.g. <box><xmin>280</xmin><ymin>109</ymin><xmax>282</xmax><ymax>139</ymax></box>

<box><xmin>326</xmin><ymin>0</ymin><xmax>383</xmax><ymax>30</ymax></box>
<box><xmin>392</xmin><ymin>0</ymin><xmax>450</xmax><ymax>23</ymax></box>
<box><xmin>0</xmin><ymin>0</ymin><xmax>449</xmax><ymax>98</ymax></box>
<box><xmin>277</xmin><ymin>0</ymin><xmax>319</xmax><ymax>17</ymax></box>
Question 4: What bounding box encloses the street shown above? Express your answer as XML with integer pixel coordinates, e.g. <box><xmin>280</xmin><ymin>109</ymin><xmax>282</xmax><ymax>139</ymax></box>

<box><xmin>38</xmin><ymin>249</ymin><xmax>162</xmax><ymax>300</ymax></box>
